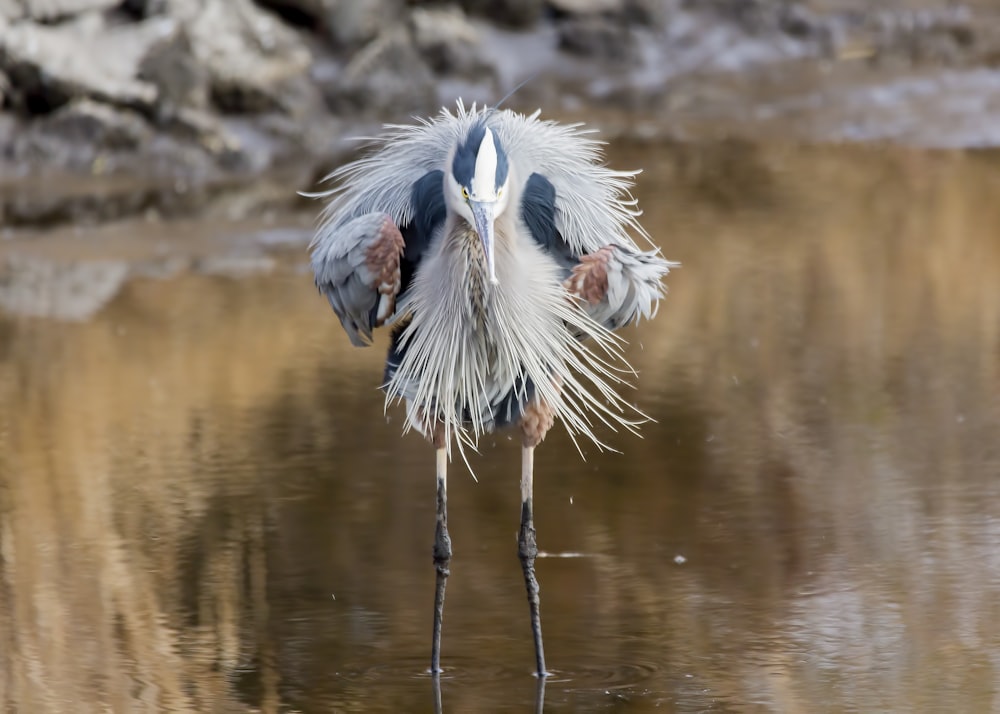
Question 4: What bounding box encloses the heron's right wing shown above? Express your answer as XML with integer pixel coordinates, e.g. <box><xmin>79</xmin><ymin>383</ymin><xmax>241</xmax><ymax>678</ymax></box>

<box><xmin>310</xmin><ymin>169</ymin><xmax>446</xmax><ymax>347</ymax></box>
<box><xmin>311</xmin><ymin>212</ymin><xmax>405</xmax><ymax>347</ymax></box>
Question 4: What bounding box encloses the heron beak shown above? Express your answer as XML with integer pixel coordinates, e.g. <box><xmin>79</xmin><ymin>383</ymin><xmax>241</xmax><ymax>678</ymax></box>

<box><xmin>469</xmin><ymin>200</ymin><xmax>498</xmax><ymax>284</ymax></box>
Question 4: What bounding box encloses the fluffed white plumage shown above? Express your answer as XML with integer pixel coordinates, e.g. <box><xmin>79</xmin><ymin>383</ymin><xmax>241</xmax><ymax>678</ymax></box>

<box><xmin>309</xmin><ymin>100</ymin><xmax>678</xmax><ymax>459</ymax></box>
<box><xmin>312</xmin><ymin>100</ymin><xmax>654</xmax><ymax>256</ymax></box>
<box><xmin>388</xmin><ymin>209</ymin><xmax>638</xmax><ymax>457</ymax></box>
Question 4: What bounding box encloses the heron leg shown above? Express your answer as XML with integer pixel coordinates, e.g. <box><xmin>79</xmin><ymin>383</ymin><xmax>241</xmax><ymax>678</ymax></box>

<box><xmin>519</xmin><ymin>444</ymin><xmax>547</xmax><ymax>677</ymax></box>
<box><xmin>431</xmin><ymin>438</ymin><xmax>451</xmax><ymax>674</ymax></box>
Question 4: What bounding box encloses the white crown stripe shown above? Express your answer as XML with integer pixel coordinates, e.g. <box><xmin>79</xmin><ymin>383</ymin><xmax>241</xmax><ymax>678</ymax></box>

<box><xmin>471</xmin><ymin>127</ymin><xmax>498</xmax><ymax>200</ymax></box>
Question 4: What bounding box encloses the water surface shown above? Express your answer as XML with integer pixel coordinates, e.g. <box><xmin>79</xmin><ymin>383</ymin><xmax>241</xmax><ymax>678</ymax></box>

<box><xmin>1</xmin><ymin>143</ymin><xmax>999</xmax><ymax>712</ymax></box>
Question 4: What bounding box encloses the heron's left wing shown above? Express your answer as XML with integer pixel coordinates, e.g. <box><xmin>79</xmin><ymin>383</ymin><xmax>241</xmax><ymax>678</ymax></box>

<box><xmin>520</xmin><ymin>171</ymin><xmax>672</xmax><ymax>330</ymax></box>
<box><xmin>496</xmin><ymin>109</ymin><xmax>647</xmax><ymax>256</ymax></box>
<box><xmin>562</xmin><ymin>244</ymin><xmax>672</xmax><ymax>330</ymax></box>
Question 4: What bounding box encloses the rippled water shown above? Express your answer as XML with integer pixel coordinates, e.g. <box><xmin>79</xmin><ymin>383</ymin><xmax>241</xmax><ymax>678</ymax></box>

<box><xmin>2</xmin><ymin>143</ymin><xmax>1000</xmax><ymax>712</ymax></box>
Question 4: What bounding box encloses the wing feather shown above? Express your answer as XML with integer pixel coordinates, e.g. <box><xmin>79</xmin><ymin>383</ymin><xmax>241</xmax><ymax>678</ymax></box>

<box><xmin>520</xmin><ymin>172</ymin><xmax>677</xmax><ymax>330</ymax></box>
<box><xmin>311</xmin><ymin>212</ymin><xmax>404</xmax><ymax>347</ymax></box>
<box><xmin>567</xmin><ymin>245</ymin><xmax>675</xmax><ymax>329</ymax></box>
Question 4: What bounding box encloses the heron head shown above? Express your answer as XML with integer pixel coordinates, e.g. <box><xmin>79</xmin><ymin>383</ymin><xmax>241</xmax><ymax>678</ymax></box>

<box><xmin>447</xmin><ymin>123</ymin><xmax>511</xmax><ymax>284</ymax></box>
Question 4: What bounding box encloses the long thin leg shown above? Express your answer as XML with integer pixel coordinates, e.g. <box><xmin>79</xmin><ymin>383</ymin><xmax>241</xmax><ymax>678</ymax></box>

<box><xmin>431</xmin><ymin>446</ymin><xmax>451</xmax><ymax>674</ymax></box>
<box><xmin>519</xmin><ymin>445</ymin><xmax>547</xmax><ymax>677</ymax></box>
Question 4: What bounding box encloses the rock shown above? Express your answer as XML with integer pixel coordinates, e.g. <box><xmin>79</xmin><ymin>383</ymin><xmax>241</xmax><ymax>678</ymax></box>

<box><xmin>623</xmin><ymin>0</ymin><xmax>668</xmax><ymax>28</ymax></box>
<box><xmin>868</xmin><ymin>7</ymin><xmax>977</xmax><ymax>66</ymax></box>
<box><xmin>32</xmin><ymin>98</ymin><xmax>151</xmax><ymax>153</ymax></box>
<box><xmin>550</xmin><ymin>0</ymin><xmax>666</xmax><ymax>60</ymax></box>
<box><xmin>254</xmin><ymin>0</ymin><xmax>331</xmax><ymax>29</ymax></box>
<box><xmin>686</xmin><ymin>0</ymin><xmax>824</xmax><ymax>39</ymax></box>
<box><xmin>323</xmin><ymin>27</ymin><xmax>436</xmax><ymax>118</ymax></box>
<box><xmin>685</xmin><ymin>0</ymin><xmax>774</xmax><ymax>33</ymax></box>
<box><xmin>138</xmin><ymin>22</ymin><xmax>210</xmax><ymax>120</ymax></box>
<box><xmin>253</xmin><ymin>0</ymin><xmax>383</xmax><ymax>45</ymax></box>
<box><xmin>410</xmin><ymin>5</ymin><xmax>495</xmax><ymax>78</ymax></box>
<box><xmin>182</xmin><ymin>0</ymin><xmax>313</xmax><ymax>113</ymax></box>
<box><xmin>17</xmin><ymin>0</ymin><xmax>119</xmax><ymax>22</ymax></box>
<box><xmin>120</xmin><ymin>0</ymin><xmax>169</xmax><ymax>19</ymax></box>
<box><xmin>0</xmin><ymin>0</ymin><xmax>23</xmax><ymax>21</ymax></box>
<box><xmin>549</xmin><ymin>0</ymin><xmax>666</xmax><ymax>27</ymax></box>
<box><xmin>0</xmin><ymin>68</ymin><xmax>8</xmax><ymax>107</ymax></box>
<box><xmin>0</xmin><ymin>13</ymin><xmax>164</xmax><ymax>115</ymax></box>
<box><xmin>548</xmin><ymin>0</ymin><xmax>623</xmax><ymax>14</ymax></box>
<box><xmin>327</xmin><ymin>0</ymin><xmax>404</xmax><ymax>50</ymax></box>
<box><xmin>459</xmin><ymin>0</ymin><xmax>543</xmax><ymax>29</ymax></box>
<box><xmin>557</xmin><ymin>13</ymin><xmax>638</xmax><ymax>63</ymax></box>
<box><xmin>3</xmin><ymin>98</ymin><xmax>241</xmax><ymax>182</ymax></box>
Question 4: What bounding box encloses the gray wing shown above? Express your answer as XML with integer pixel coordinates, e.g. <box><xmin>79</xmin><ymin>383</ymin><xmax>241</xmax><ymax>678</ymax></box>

<box><xmin>521</xmin><ymin>171</ymin><xmax>675</xmax><ymax>330</ymax></box>
<box><xmin>310</xmin><ymin>167</ymin><xmax>445</xmax><ymax>347</ymax></box>
<box><xmin>306</xmin><ymin>109</ymin><xmax>462</xmax><ymax>347</ymax></box>
<box><xmin>497</xmin><ymin>105</ymin><xmax>679</xmax><ymax>328</ymax></box>
<box><xmin>311</xmin><ymin>213</ymin><xmax>404</xmax><ymax>347</ymax></box>
<box><xmin>308</xmin><ymin>112</ymin><xmax>467</xmax><ymax>230</ymax></box>
<box><xmin>563</xmin><ymin>244</ymin><xmax>672</xmax><ymax>329</ymax></box>
<box><xmin>494</xmin><ymin>108</ymin><xmax>652</xmax><ymax>256</ymax></box>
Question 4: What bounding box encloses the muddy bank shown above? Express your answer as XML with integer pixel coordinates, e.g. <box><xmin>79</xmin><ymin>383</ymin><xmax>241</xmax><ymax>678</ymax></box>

<box><xmin>2</xmin><ymin>0</ymin><xmax>1000</xmax><ymax>228</ymax></box>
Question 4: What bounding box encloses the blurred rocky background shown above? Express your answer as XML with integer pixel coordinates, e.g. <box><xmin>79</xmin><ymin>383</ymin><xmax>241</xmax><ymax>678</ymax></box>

<box><xmin>2</xmin><ymin>0</ymin><xmax>1000</xmax><ymax>228</ymax></box>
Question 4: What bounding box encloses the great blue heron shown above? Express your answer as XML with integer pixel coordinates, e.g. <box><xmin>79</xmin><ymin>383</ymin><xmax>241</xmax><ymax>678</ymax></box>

<box><xmin>309</xmin><ymin>100</ymin><xmax>676</xmax><ymax>677</ymax></box>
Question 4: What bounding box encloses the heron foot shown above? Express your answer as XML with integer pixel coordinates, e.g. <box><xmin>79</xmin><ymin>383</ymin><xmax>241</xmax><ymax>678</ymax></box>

<box><xmin>564</xmin><ymin>245</ymin><xmax>614</xmax><ymax>306</ymax></box>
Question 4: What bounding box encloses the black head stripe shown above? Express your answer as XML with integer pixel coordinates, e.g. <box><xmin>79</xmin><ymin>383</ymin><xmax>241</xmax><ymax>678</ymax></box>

<box><xmin>452</xmin><ymin>123</ymin><xmax>487</xmax><ymax>188</ymax></box>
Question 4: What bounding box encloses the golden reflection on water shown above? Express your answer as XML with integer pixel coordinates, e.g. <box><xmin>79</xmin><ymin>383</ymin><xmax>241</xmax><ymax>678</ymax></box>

<box><xmin>1</xmin><ymin>144</ymin><xmax>999</xmax><ymax>712</ymax></box>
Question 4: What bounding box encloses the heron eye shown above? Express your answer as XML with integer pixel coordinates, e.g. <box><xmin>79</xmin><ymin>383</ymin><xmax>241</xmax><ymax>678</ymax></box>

<box><xmin>461</xmin><ymin>187</ymin><xmax>469</xmax><ymax>200</ymax></box>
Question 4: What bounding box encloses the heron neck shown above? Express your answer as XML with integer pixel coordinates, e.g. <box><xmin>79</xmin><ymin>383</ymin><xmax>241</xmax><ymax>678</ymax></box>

<box><xmin>443</xmin><ymin>211</ymin><xmax>514</xmax><ymax>276</ymax></box>
<box><xmin>436</xmin><ymin>210</ymin><xmax>512</xmax><ymax>323</ymax></box>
